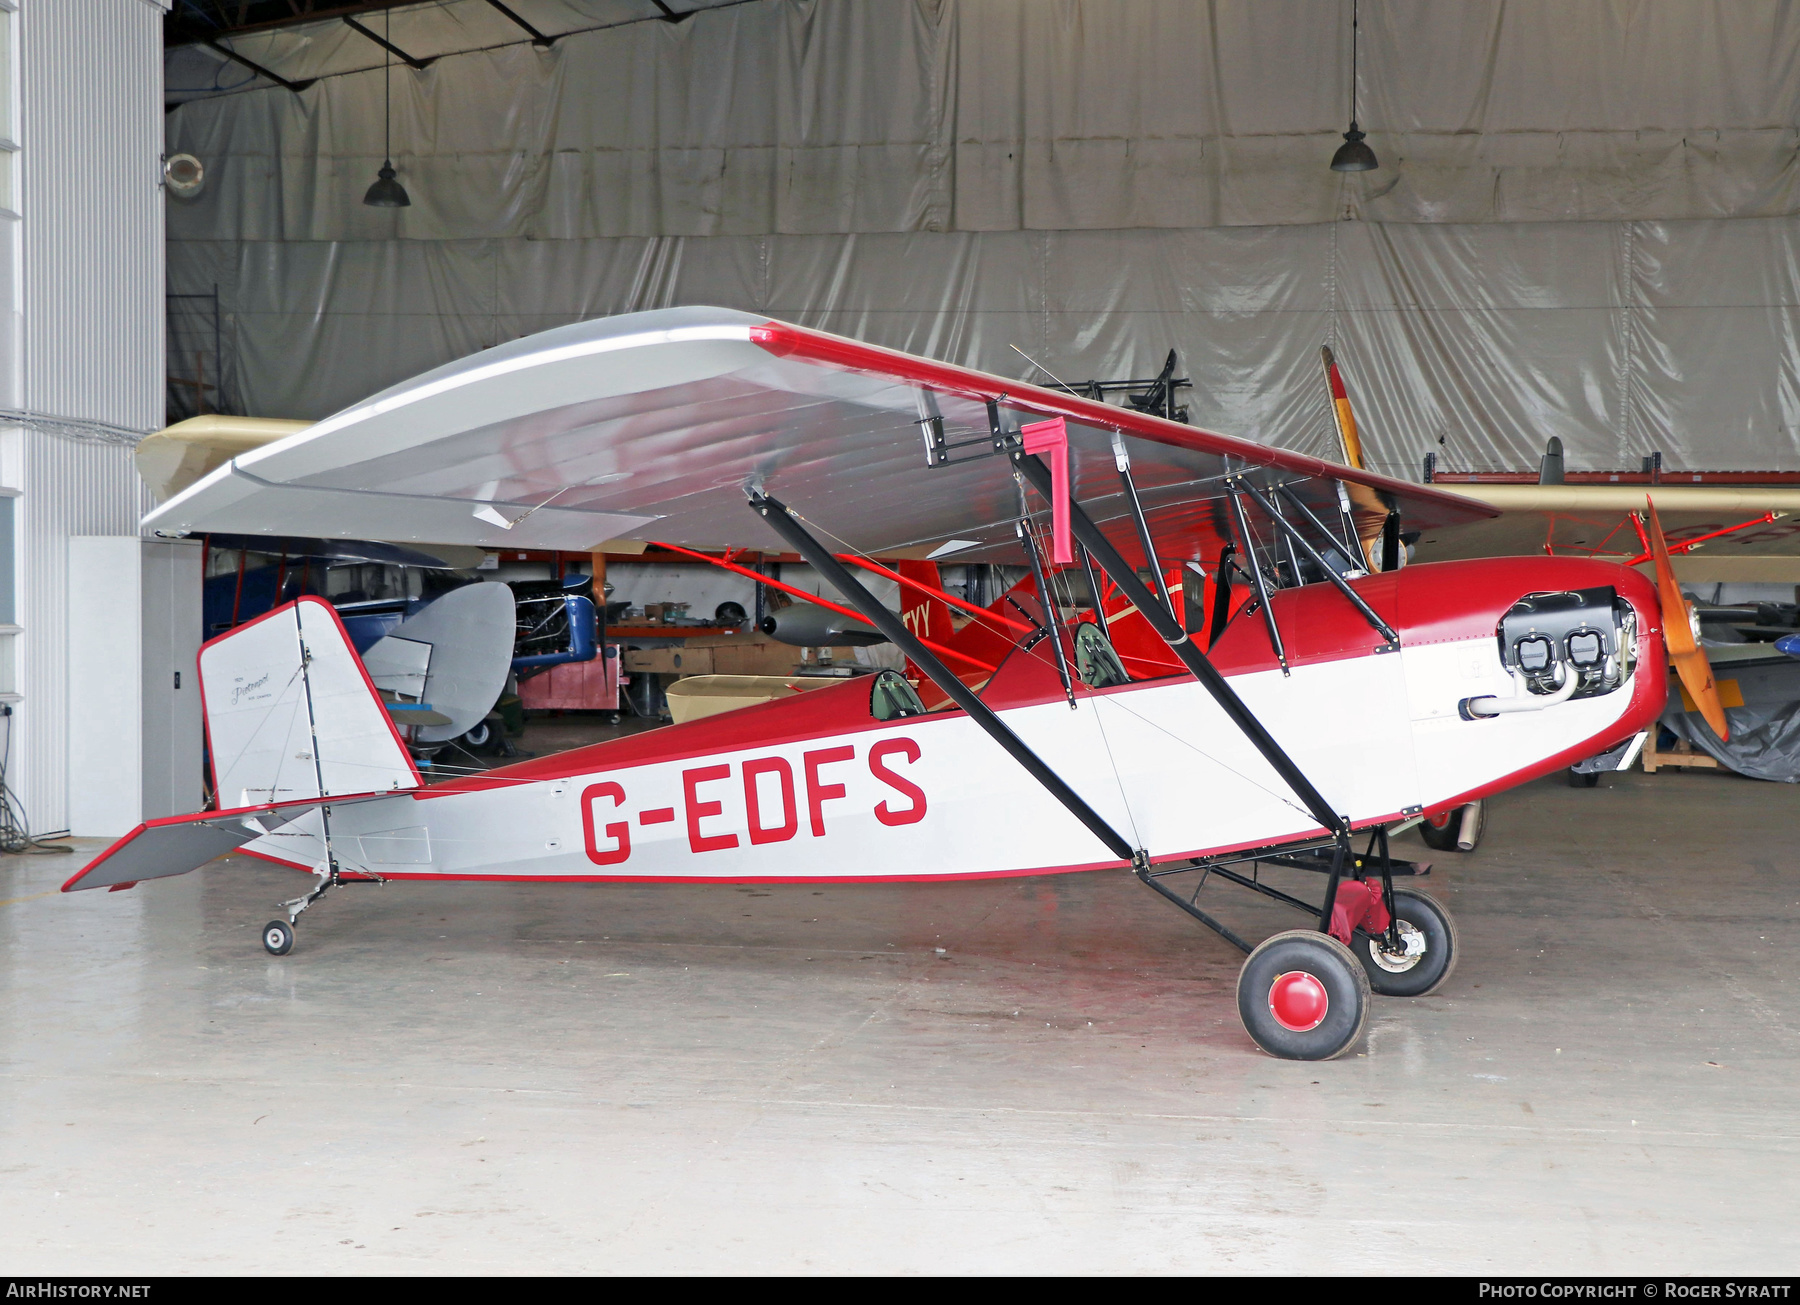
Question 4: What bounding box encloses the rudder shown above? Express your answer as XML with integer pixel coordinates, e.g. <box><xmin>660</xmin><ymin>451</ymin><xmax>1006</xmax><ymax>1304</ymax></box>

<box><xmin>200</xmin><ymin>595</ymin><xmax>420</xmax><ymax>809</ymax></box>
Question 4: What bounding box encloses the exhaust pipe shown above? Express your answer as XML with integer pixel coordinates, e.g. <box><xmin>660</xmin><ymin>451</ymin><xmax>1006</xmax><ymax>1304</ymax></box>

<box><xmin>1460</xmin><ymin>664</ymin><xmax>1579</xmax><ymax>720</ymax></box>
<box><xmin>1456</xmin><ymin>800</ymin><xmax>1483</xmax><ymax>851</ymax></box>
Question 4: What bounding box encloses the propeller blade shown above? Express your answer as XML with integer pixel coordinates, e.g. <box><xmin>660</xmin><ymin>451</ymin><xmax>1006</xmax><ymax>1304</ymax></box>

<box><xmin>1320</xmin><ymin>345</ymin><xmax>1393</xmax><ymax>570</ymax></box>
<box><xmin>1321</xmin><ymin>345</ymin><xmax>1365</xmax><ymax>470</ymax></box>
<box><xmin>1644</xmin><ymin>498</ymin><xmax>1730</xmax><ymax>741</ymax></box>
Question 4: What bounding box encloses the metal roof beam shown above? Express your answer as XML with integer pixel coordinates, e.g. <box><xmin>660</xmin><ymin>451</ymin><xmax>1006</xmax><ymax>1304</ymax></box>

<box><xmin>484</xmin><ymin>0</ymin><xmax>555</xmax><ymax>47</ymax></box>
<box><xmin>168</xmin><ymin>26</ymin><xmax>319</xmax><ymax>92</ymax></box>
<box><xmin>342</xmin><ymin>14</ymin><xmax>437</xmax><ymax>69</ymax></box>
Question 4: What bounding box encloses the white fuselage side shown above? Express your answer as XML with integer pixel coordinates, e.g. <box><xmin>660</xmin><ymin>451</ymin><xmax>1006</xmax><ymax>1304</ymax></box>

<box><xmin>247</xmin><ymin>635</ymin><xmax>1642</xmax><ymax>883</ymax></box>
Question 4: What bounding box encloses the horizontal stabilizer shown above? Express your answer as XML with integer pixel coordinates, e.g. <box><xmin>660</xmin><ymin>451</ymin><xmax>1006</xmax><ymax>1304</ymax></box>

<box><xmin>63</xmin><ymin>791</ymin><xmax>413</xmax><ymax>892</ymax></box>
<box><xmin>65</xmin><ymin>818</ymin><xmax>257</xmax><ymax>892</ymax></box>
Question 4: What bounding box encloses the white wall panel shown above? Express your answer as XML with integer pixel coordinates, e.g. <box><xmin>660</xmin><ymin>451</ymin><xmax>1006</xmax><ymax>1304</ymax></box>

<box><xmin>68</xmin><ymin>538</ymin><xmax>204</xmax><ymax>837</ymax></box>
<box><xmin>15</xmin><ymin>0</ymin><xmax>165</xmax><ymax>833</ymax></box>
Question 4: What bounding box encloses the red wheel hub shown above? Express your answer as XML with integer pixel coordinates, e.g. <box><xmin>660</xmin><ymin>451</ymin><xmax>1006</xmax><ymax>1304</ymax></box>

<box><xmin>1268</xmin><ymin>970</ymin><xmax>1329</xmax><ymax>1032</ymax></box>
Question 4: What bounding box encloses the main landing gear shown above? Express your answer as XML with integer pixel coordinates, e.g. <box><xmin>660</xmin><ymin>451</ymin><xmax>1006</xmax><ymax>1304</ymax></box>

<box><xmin>261</xmin><ymin>862</ymin><xmax>384</xmax><ymax>955</ymax></box>
<box><xmin>1354</xmin><ymin>886</ymin><xmax>1457</xmax><ymax>997</ymax></box>
<box><xmin>1138</xmin><ymin>830</ymin><xmax>1457</xmax><ymax>1060</ymax></box>
<box><xmin>1237</xmin><ymin>930</ymin><xmax>1370</xmax><ymax>1061</ymax></box>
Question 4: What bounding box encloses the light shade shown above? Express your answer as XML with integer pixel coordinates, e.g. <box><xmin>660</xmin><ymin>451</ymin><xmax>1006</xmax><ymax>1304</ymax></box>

<box><xmin>1330</xmin><ymin>126</ymin><xmax>1378</xmax><ymax>172</ymax></box>
<box><xmin>363</xmin><ymin>161</ymin><xmax>411</xmax><ymax>208</ymax></box>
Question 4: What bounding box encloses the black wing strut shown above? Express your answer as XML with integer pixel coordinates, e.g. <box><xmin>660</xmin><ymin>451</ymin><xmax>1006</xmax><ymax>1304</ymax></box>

<box><xmin>1011</xmin><ymin>452</ymin><xmax>1355</xmax><ymax>930</ymax></box>
<box><xmin>748</xmin><ymin>493</ymin><xmax>1140</xmax><ymax>867</ymax></box>
<box><xmin>1010</xmin><ymin>453</ymin><xmax>1348</xmax><ymax>843</ymax></box>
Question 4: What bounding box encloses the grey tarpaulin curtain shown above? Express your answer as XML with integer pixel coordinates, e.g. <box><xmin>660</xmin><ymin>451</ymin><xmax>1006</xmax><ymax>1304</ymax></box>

<box><xmin>165</xmin><ymin>0</ymin><xmax>1800</xmax><ymax>476</ymax></box>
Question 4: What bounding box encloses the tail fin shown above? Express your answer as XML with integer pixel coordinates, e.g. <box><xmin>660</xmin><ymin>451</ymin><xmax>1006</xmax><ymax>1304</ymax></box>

<box><xmin>200</xmin><ymin>595</ymin><xmax>420</xmax><ymax>808</ymax></box>
<box><xmin>1322</xmin><ymin>344</ymin><xmax>1365</xmax><ymax>470</ymax></box>
<box><xmin>893</xmin><ymin>560</ymin><xmax>956</xmax><ymax>644</ymax></box>
<box><xmin>893</xmin><ymin>563</ymin><xmax>1039</xmax><ymax>701</ymax></box>
<box><xmin>65</xmin><ymin>597</ymin><xmax>420</xmax><ymax>894</ymax></box>
<box><xmin>907</xmin><ymin>561</ymin><xmax>1036</xmax><ymax>680</ymax></box>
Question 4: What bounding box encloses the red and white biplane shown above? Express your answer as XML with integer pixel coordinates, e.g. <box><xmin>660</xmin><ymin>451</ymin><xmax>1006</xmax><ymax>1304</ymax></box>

<box><xmin>65</xmin><ymin>307</ymin><xmax>1701</xmax><ymax>1060</ymax></box>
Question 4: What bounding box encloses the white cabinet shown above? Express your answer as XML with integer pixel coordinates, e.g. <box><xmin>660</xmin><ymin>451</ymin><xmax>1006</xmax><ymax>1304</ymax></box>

<box><xmin>67</xmin><ymin>538</ymin><xmax>204</xmax><ymax>836</ymax></box>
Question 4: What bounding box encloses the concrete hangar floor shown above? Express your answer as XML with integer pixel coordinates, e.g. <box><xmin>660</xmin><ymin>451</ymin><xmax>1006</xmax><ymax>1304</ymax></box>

<box><xmin>1</xmin><ymin>748</ymin><xmax>1794</xmax><ymax>1274</ymax></box>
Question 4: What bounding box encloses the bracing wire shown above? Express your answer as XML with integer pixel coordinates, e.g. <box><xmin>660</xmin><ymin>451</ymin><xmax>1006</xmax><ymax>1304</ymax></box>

<box><xmin>1097</xmin><ymin>689</ymin><xmax>1315</xmax><ymax>825</ymax></box>
<box><xmin>787</xmin><ymin>510</ymin><xmax>1034</xmax><ymax>647</ymax></box>
<box><xmin>1011</xmin><ymin>471</ymin><xmax>1316</xmax><ymax>824</ymax></box>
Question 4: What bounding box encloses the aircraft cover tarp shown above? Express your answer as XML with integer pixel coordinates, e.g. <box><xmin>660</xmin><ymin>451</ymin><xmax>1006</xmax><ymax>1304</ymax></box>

<box><xmin>166</xmin><ymin>0</ymin><xmax>1800</xmax><ymax>478</ymax></box>
<box><xmin>169</xmin><ymin>219</ymin><xmax>1800</xmax><ymax>482</ymax></box>
<box><xmin>1662</xmin><ymin>659</ymin><xmax>1800</xmax><ymax>784</ymax></box>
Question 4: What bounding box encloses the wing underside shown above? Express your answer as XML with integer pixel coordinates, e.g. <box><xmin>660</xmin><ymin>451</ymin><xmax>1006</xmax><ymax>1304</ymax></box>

<box><xmin>144</xmin><ymin>307</ymin><xmax>1494</xmax><ymax>569</ymax></box>
<box><xmin>1415</xmin><ymin>485</ymin><xmax>1800</xmax><ymax>573</ymax></box>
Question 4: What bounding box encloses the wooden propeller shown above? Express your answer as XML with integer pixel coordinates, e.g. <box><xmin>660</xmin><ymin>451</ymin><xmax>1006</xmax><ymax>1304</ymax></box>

<box><xmin>1644</xmin><ymin>498</ymin><xmax>1730</xmax><ymax>741</ymax></box>
<box><xmin>1320</xmin><ymin>345</ymin><xmax>1395</xmax><ymax>570</ymax></box>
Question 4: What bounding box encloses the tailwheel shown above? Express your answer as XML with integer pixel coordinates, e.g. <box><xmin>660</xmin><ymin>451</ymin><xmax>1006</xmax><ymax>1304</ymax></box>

<box><xmin>262</xmin><ymin>919</ymin><xmax>294</xmax><ymax>956</ymax></box>
<box><xmin>1354</xmin><ymin>888</ymin><xmax>1458</xmax><ymax>997</ymax></box>
<box><xmin>1236</xmin><ymin>930</ymin><xmax>1370</xmax><ymax>1061</ymax></box>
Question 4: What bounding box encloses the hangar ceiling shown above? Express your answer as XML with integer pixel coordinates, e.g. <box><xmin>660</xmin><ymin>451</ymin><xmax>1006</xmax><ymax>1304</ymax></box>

<box><xmin>166</xmin><ymin>0</ymin><xmax>746</xmax><ymax>103</ymax></box>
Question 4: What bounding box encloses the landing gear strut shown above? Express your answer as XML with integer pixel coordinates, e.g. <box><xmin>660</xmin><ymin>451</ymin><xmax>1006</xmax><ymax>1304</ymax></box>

<box><xmin>1138</xmin><ymin>828</ymin><xmax>1454</xmax><ymax>1059</ymax></box>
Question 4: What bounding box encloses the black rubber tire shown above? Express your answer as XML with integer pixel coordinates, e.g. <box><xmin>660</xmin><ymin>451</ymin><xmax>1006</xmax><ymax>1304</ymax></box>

<box><xmin>1236</xmin><ymin>930</ymin><xmax>1371</xmax><ymax>1061</ymax></box>
<box><xmin>1568</xmin><ymin>767</ymin><xmax>1600</xmax><ymax>788</ymax></box>
<box><xmin>1353</xmin><ymin>888</ymin><xmax>1458</xmax><ymax>998</ymax></box>
<box><xmin>262</xmin><ymin>919</ymin><xmax>294</xmax><ymax>956</ymax></box>
<box><xmin>1419</xmin><ymin>810</ymin><xmax>1460</xmax><ymax>851</ymax></box>
<box><xmin>460</xmin><ymin>720</ymin><xmax>493</xmax><ymax>754</ymax></box>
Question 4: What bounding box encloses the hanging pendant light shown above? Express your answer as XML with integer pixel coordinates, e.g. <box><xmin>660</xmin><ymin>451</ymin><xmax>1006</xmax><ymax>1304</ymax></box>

<box><xmin>1330</xmin><ymin>0</ymin><xmax>1379</xmax><ymax>172</ymax></box>
<box><xmin>363</xmin><ymin>11</ymin><xmax>411</xmax><ymax>207</ymax></box>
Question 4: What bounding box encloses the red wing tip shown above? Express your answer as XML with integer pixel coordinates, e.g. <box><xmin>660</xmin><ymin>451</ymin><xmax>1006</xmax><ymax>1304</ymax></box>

<box><xmin>748</xmin><ymin>322</ymin><xmax>793</xmax><ymax>356</ymax></box>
